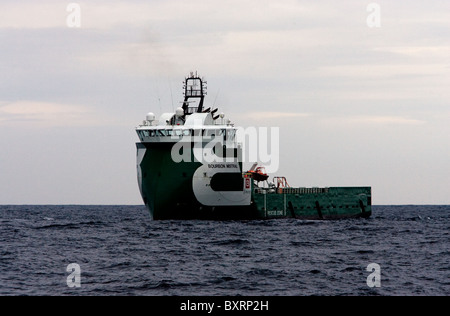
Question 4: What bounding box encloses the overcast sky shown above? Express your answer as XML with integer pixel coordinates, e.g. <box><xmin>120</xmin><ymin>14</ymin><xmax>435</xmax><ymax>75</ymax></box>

<box><xmin>0</xmin><ymin>0</ymin><xmax>449</xmax><ymax>205</ymax></box>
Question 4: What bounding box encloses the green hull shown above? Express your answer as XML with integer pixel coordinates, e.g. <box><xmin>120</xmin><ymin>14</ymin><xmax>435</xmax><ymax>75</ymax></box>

<box><xmin>137</xmin><ymin>143</ymin><xmax>371</xmax><ymax>220</ymax></box>
<box><xmin>137</xmin><ymin>142</ymin><xmax>258</xmax><ymax>220</ymax></box>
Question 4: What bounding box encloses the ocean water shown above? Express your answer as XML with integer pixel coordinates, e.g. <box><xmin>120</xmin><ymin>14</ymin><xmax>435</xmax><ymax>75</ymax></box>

<box><xmin>0</xmin><ymin>205</ymin><xmax>448</xmax><ymax>296</ymax></box>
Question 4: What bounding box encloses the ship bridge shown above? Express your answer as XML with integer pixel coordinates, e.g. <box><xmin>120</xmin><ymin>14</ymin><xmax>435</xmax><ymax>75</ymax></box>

<box><xmin>136</xmin><ymin>112</ymin><xmax>236</xmax><ymax>143</ymax></box>
<box><xmin>136</xmin><ymin>72</ymin><xmax>235</xmax><ymax>144</ymax></box>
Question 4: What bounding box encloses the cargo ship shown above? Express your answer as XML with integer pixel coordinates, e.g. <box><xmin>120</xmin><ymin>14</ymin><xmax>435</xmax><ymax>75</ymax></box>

<box><xmin>136</xmin><ymin>73</ymin><xmax>371</xmax><ymax>220</ymax></box>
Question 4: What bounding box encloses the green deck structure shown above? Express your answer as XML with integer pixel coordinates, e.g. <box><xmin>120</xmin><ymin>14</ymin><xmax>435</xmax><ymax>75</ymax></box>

<box><xmin>252</xmin><ymin>186</ymin><xmax>371</xmax><ymax>220</ymax></box>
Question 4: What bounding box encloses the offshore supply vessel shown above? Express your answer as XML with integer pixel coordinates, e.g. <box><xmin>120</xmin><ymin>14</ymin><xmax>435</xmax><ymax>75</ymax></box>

<box><xmin>136</xmin><ymin>73</ymin><xmax>372</xmax><ymax>220</ymax></box>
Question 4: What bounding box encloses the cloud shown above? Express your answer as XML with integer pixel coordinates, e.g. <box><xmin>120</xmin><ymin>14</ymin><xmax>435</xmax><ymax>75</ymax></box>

<box><xmin>323</xmin><ymin>115</ymin><xmax>427</xmax><ymax>126</ymax></box>
<box><xmin>0</xmin><ymin>101</ymin><xmax>116</xmax><ymax>127</ymax></box>
<box><xmin>0</xmin><ymin>0</ymin><xmax>311</xmax><ymax>30</ymax></box>
<box><xmin>242</xmin><ymin>112</ymin><xmax>311</xmax><ymax>120</ymax></box>
<box><xmin>316</xmin><ymin>63</ymin><xmax>448</xmax><ymax>79</ymax></box>
<box><xmin>0</xmin><ymin>2</ymin><xmax>66</xmax><ymax>29</ymax></box>
<box><xmin>374</xmin><ymin>46</ymin><xmax>450</xmax><ymax>59</ymax></box>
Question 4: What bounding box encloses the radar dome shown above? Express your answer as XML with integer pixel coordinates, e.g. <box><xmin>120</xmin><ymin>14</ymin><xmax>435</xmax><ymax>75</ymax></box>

<box><xmin>175</xmin><ymin>107</ymin><xmax>184</xmax><ymax>117</ymax></box>
<box><xmin>146</xmin><ymin>112</ymin><xmax>155</xmax><ymax>121</ymax></box>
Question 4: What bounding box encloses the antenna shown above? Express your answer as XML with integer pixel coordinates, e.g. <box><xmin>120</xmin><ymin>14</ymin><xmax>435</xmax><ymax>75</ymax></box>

<box><xmin>153</xmin><ymin>78</ymin><xmax>162</xmax><ymax>113</ymax></box>
<box><xmin>169</xmin><ymin>79</ymin><xmax>174</xmax><ymax>112</ymax></box>
<box><xmin>213</xmin><ymin>88</ymin><xmax>220</xmax><ymax>108</ymax></box>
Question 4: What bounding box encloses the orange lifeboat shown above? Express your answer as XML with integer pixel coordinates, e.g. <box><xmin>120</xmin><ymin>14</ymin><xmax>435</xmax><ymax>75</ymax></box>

<box><xmin>246</xmin><ymin>165</ymin><xmax>269</xmax><ymax>182</ymax></box>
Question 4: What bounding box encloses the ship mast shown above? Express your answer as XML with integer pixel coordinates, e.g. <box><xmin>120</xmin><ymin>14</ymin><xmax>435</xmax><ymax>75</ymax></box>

<box><xmin>182</xmin><ymin>71</ymin><xmax>207</xmax><ymax>115</ymax></box>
